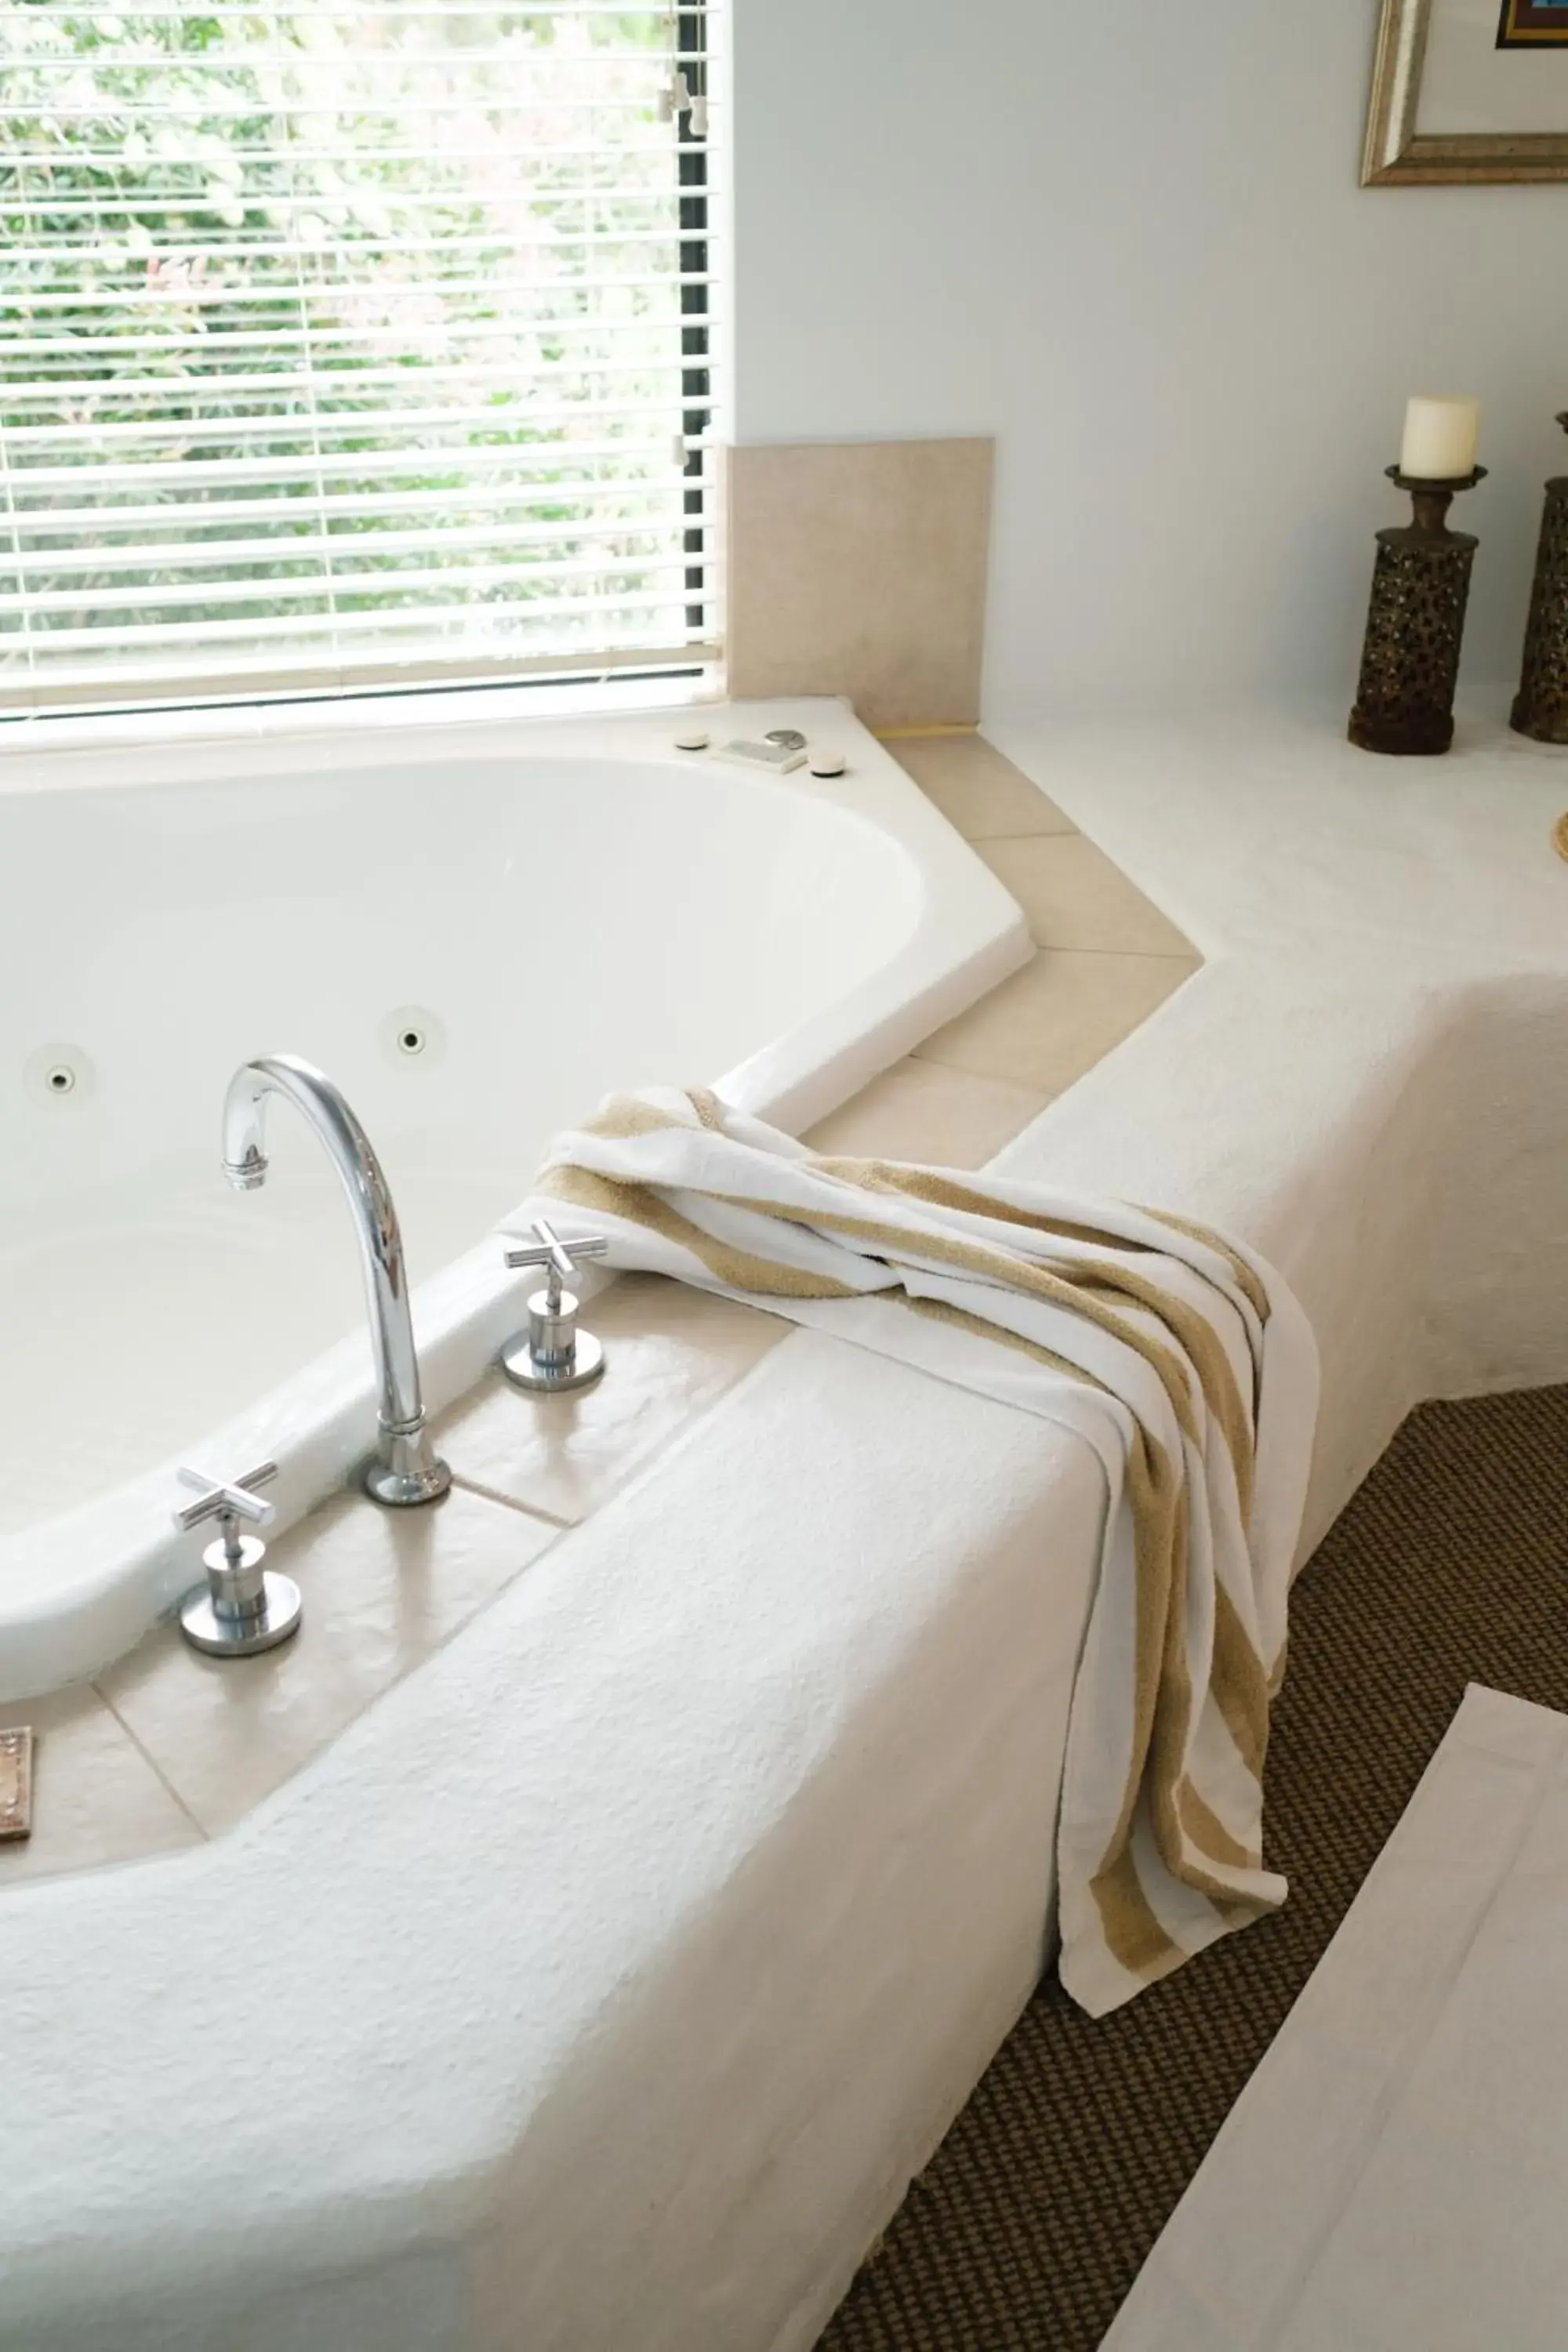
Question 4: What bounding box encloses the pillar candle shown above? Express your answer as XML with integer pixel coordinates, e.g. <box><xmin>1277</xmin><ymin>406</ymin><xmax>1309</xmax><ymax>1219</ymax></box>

<box><xmin>1400</xmin><ymin>395</ymin><xmax>1482</xmax><ymax>481</ymax></box>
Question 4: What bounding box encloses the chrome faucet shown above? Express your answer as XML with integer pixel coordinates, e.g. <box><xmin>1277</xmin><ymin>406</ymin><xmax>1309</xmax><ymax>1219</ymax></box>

<box><xmin>222</xmin><ymin>1053</ymin><xmax>452</xmax><ymax>1508</ymax></box>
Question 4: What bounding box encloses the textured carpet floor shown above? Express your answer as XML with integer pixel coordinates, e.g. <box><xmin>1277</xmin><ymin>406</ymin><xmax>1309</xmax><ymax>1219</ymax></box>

<box><xmin>817</xmin><ymin>1384</ymin><xmax>1568</xmax><ymax>2351</ymax></box>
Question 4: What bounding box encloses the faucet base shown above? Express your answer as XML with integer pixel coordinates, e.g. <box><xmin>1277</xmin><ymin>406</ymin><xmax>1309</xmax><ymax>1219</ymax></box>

<box><xmin>499</xmin><ymin>1329</ymin><xmax>606</xmax><ymax>1395</ymax></box>
<box><xmin>180</xmin><ymin>1570</ymin><xmax>303</xmax><ymax>1659</ymax></box>
<box><xmin>362</xmin><ymin>1422</ymin><xmax>452</xmax><ymax>1509</ymax></box>
<box><xmin>364</xmin><ymin>1459</ymin><xmax>453</xmax><ymax>1508</ymax></box>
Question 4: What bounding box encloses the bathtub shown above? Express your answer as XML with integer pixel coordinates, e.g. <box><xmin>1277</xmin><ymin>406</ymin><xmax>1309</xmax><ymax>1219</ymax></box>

<box><xmin>0</xmin><ymin>695</ymin><xmax>1029</xmax><ymax>1698</ymax></box>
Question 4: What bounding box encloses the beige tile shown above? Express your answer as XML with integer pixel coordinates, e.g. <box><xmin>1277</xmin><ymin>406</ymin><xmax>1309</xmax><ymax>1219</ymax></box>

<box><xmin>914</xmin><ymin>950</ymin><xmax>1198</xmax><ymax>1095</ymax></box>
<box><xmin>891</xmin><ymin>735</ymin><xmax>1075</xmax><ymax>840</ymax></box>
<box><xmin>726</xmin><ymin>438</ymin><xmax>993</xmax><ymax>731</ymax></box>
<box><xmin>437</xmin><ymin>1272</ymin><xmax>786</xmax><ymax>1525</ymax></box>
<box><xmin>99</xmin><ymin>1483</ymin><xmax>555</xmax><ymax>1834</ymax></box>
<box><xmin>0</xmin><ymin>1681</ymin><xmax>199</xmax><ymax>1890</ymax></box>
<box><xmin>978</xmin><ymin>833</ymin><xmax>1194</xmax><ymax>956</ymax></box>
<box><xmin>805</xmin><ymin>1058</ymin><xmax>1047</xmax><ymax>1168</ymax></box>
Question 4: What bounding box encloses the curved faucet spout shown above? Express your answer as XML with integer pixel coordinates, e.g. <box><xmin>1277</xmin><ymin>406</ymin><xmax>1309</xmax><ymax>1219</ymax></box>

<box><xmin>222</xmin><ymin>1054</ymin><xmax>452</xmax><ymax>1508</ymax></box>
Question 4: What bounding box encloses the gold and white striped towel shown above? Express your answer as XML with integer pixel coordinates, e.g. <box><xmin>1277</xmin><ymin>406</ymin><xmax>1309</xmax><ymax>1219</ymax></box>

<box><xmin>529</xmin><ymin>1087</ymin><xmax>1319</xmax><ymax>2016</ymax></box>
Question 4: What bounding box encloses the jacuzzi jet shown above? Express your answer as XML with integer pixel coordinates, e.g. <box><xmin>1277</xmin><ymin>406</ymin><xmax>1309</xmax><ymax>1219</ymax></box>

<box><xmin>379</xmin><ymin>1004</ymin><xmax>446</xmax><ymax>1069</ymax></box>
<box><xmin>24</xmin><ymin>1043</ymin><xmax>93</xmax><ymax>1106</ymax></box>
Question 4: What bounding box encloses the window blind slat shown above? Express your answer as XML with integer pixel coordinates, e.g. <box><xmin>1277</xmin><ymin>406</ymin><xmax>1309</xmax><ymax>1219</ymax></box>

<box><xmin>5</xmin><ymin>52</ymin><xmax>706</xmax><ymax>74</ymax></box>
<box><xmin>9</xmin><ymin>234</ymin><xmax>702</xmax><ymax>269</ymax></box>
<box><xmin>3</xmin><ymin>403</ymin><xmax>708</xmax><ymax>453</ymax></box>
<box><xmin>3</xmin><ymin>359</ymin><xmax>702</xmax><ymax>408</ymax></box>
<box><xmin>4</xmin><ymin>586</ymin><xmax>716</xmax><ymax>655</ymax></box>
<box><xmin>0</xmin><ymin>178</ymin><xmax>710</xmax><ymax>216</ymax></box>
<box><xmin>0</xmin><ymin>140</ymin><xmax>712</xmax><ymax>173</ymax></box>
<box><xmin>5</xmin><ymin>320</ymin><xmax>719</xmax><ymax>364</ymax></box>
<box><xmin>2</xmin><ymin>645</ymin><xmax>720</xmax><ymax>710</ymax></box>
<box><xmin>1</xmin><ymin>1</ymin><xmax>720</xmax><ymax>712</ymax></box>
<box><xmin>5</xmin><ymin>442</ymin><xmax>713</xmax><ymax>497</ymax></box>
<box><xmin>4</xmin><ymin>522</ymin><xmax>694</xmax><ymax>579</ymax></box>
<box><xmin>14</xmin><ymin>3</ymin><xmax>675</xmax><ymax>16</ymax></box>
<box><xmin>2</xmin><ymin>548</ymin><xmax>711</xmax><ymax>613</ymax></box>
<box><xmin>4</xmin><ymin>485</ymin><xmax>702</xmax><ymax>539</ymax></box>
<box><xmin>6</xmin><ymin>272</ymin><xmax>717</xmax><ymax>317</ymax></box>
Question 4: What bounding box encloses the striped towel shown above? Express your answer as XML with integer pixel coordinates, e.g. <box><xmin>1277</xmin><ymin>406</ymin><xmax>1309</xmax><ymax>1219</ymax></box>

<box><xmin>528</xmin><ymin>1087</ymin><xmax>1319</xmax><ymax>2016</ymax></box>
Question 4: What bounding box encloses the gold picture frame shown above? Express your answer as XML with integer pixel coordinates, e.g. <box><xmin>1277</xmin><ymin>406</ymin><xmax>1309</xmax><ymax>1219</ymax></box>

<box><xmin>1363</xmin><ymin>0</ymin><xmax>1568</xmax><ymax>182</ymax></box>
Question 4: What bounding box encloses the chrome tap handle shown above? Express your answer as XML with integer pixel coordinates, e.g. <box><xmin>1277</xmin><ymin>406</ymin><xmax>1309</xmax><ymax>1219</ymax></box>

<box><xmin>172</xmin><ymin>1462</ymin><xmax>301</xmax><ymax>1661</ymax></box>
<box><xmin>499</xmin><ymin>1222</ymin><xmax>610</xmax><ymax>1394</ymax></box>
<box><xmin>172</xmin><ymin>1461</ymin><xmax>279</xmax><ymax>1536</ymax></box>
<box><xmin>505</xmin><ymin>1220</ymin><xmax>611</xmax><ymax>1316</ymax></box>
<box><xmin>506</xmin><ymin>1215</ymin><xmax>608</xmax><ymax>1284</ymax></box>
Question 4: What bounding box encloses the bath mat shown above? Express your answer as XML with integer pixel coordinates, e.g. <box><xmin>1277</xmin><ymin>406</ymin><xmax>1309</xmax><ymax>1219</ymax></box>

<box><xmin>817</xmin><ymin>1382</ymin><xmax>1568</xmax><ymax>2351</ymax></box>
<box><xmin>1103</xmin><ymin>1679</ymin><xmax>1568</xmax><ymax>2348</ymax></box>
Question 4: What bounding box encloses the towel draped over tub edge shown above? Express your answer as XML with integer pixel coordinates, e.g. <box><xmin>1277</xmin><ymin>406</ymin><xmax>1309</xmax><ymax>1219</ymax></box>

<box><xmin>529</xmin><ymin>1086</ymin><xmax>1320</xmax><ymax>2017</ymax></box>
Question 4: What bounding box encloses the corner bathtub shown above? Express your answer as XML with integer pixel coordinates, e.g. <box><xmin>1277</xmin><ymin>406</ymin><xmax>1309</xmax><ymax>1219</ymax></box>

<box><xmin>0</xmin><ymin>695</ymin><xmax>1029</xmax><ymax>1698</ymax></box>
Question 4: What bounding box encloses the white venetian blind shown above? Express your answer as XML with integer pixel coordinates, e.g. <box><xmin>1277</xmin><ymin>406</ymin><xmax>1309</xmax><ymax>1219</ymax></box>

<box><xmin>0</xmin><ymin>0</ymin><xmax>719</xmax><ymax>711</ymax></box>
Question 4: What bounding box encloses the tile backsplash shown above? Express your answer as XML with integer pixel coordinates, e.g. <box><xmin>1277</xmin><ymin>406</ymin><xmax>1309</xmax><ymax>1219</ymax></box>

<box><xmin>725</xmin><ymin>437</ymin><xmax>994</xmax><ymax>731</ymax></box>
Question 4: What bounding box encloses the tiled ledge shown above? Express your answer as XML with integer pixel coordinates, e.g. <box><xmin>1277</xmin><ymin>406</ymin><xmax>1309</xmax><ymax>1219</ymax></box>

<box><xmin>806</xmin><ymin>734</ymin><xmax>1197</xmax><ymax>1156</ymax></box>
<box><xmin>0</xmin><ymin>735</ymin><xmax>1198</xmax><ymax>1889</ymax></box>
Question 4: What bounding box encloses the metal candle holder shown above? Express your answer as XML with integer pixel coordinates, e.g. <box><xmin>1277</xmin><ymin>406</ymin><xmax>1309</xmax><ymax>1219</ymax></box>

<box><xmin>1511</xmin><ymin>414</ymin><xmax>1568</xmax><ymax>745</ymax></box>
<box><xmin>1348</xmin><ymin>464</ymin><xmax>1486</xmax><ymax>757</ymax></box>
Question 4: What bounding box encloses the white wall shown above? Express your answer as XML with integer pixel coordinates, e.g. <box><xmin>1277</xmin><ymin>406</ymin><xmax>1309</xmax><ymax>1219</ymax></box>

<box><xmin>732</xmin><ymin>0</ymin><xmax>1568</xmax><ymax>713</ymax></box>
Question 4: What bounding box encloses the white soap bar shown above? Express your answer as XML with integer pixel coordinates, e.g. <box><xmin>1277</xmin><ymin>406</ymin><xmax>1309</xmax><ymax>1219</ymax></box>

<box><xmin>808</xmin><ymin>749</ymin><xmax>848</xmax><ymax>779</ymax></box>
<box><xmin>710</xmin><ymin>739</ymin><xmax>808</xmax><ymax>775</ymax></box>
<box><xmin>673</xmin><ymin>727</ymin><xmax>711</xmax><ymax>753</ymax></box>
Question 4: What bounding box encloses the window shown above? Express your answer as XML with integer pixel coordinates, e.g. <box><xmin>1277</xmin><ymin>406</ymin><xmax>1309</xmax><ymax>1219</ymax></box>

<box><xmin>0</xmin><ymin>2</ymin><xmax>719</xmax><ymax>712</ymax></box>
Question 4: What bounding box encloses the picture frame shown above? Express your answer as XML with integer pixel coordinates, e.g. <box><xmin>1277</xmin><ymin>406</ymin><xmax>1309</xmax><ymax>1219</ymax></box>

<box><xmin>1363</xmin><ymin>0</ymin><xmax>1568</xmax><ymax>182</ymax></box>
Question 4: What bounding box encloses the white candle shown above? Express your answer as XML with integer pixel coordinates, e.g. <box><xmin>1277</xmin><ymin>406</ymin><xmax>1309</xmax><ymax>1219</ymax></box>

<box><xmin>1400</xmin><ymin>395</ymin><xmax>1482</xmax><ymax>481</ymax></box>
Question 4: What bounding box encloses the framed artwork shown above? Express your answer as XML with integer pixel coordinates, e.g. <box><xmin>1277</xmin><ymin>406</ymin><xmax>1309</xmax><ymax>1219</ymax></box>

<box><xmin>1497</xmin><ymin>2</ymin><xmax>1568</xmax><ymax>46</ymax></box>
<box><xmin>1364</xmin><ymin>0</ymin><xmax>1568</xmax><ymax>179</ymax></box>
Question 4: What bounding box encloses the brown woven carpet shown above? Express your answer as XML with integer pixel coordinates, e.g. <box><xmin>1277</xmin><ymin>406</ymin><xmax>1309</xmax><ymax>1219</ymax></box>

<box><xmin>817</xmin><ymin>1384</ymin><xmax>1568</xmax><ymax>2351</ymax></box>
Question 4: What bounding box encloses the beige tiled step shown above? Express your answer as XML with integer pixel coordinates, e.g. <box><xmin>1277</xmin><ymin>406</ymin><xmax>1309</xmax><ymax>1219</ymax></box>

<box><xmin>96</xmin><ymin>1483</ymin><xmax>558</xmax><ymax>1837</ymax></box>
<box><xmin>0</xmin><ymin>1679</ymin><xmax>198</xmax><ymax>1888</ymax></box>
<box><xmin>977</xmin><ymin>833</ymin><xmax>1193</xmax><ymax>957</ymax></box>
<box><xmin>806</xmin><ymin>1060</ymin><xmax>1048</xmax><ymax>1168</ymax></box>
<box><xmin>914</xmin><ymin>948</ymin><xmax>1195</xmax><ymax>1097</ymax></box>
<box><xmin>436</xmin><ymin>1275</ymin><xmax>785</xmax><ymax>1526</ymax></box>
<box><xmin>891</xmin><ymin>734</ymin><xmax>1074</xmax><ymax>839</ymax></box>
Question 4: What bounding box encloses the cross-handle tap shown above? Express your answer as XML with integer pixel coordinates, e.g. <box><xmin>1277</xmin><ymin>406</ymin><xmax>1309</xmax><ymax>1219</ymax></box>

<box><xmin>500</xmin><ymin>1219</ymin><xmax>610</xmax><ymax>1392</ymax></box>
<box><xmin>172</xmin><ymin>1459</ymin><xmax>303</xmax><ymax>1658</ymax></box>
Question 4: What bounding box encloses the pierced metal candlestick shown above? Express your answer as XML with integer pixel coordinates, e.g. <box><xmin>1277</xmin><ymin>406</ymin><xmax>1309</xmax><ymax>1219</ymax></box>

<box><xmin>1348</xmin><ymin>465</ymin><xmax>1486</xmax><ymax>757</ymax></box>
<box><xmin>1511</xmin><ymin>415</ymin><xmax>1568</xmax><ymax>745</ymax></box>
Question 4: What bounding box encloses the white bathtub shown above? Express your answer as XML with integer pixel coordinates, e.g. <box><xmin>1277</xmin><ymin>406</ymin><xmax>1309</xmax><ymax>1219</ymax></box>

<box><xmin>0</xmin><ymin>695</ymin><xmax>1029</xmax><ymax>1698</ymax></box>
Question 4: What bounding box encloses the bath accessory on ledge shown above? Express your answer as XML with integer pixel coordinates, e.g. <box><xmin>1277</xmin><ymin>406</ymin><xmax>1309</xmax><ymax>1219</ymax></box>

<box><xmin>172</xmin><ymin>1461</ymin><xmax>301</xmax><ymax>1658</ymax></box>
<box><xmin>222</xmin><ymin>1054</ymin><xmax>452</xmax><ymax>1507</ymax></box>
<box><xmin>1349</xmin><ymin>465</ymin><xmax>1486</xmax><ymax>757</ymax></box>
<box><xmin>0</xmin><ymin>1726</ymin><xmax>34</xmax><ymax>1842</ymax></box>
<box><xmin>501</xmin><ymin>1220</ymin><xmax>610</xmax><ymax>1392</ymax></box>
<box><xmin>1511</xmin><ymin>415</ymin><xmax>1568</xmax><ymax>745</ymax></box>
